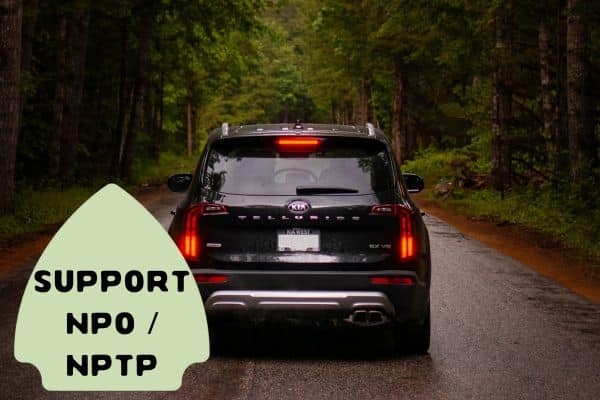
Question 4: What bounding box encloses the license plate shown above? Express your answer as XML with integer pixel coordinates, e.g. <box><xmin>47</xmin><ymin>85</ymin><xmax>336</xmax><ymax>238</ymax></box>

<box><xmin>277</xmin><ymin>228</ymin><xmax>320</xmax><ymax>252</ymax></box>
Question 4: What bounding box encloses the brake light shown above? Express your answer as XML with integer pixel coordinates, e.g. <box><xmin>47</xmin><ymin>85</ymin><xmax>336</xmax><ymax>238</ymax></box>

<box><xmin>370</xmin><ymin>276</ymin><xmax>415</xmax><ymax>285</ymax></box>
<box><xmin>194</xmin><ymin>274</ymin><xmax>228</xmax><ymax>283</ymax></box>
<box><xmin>275</xmin><ymin>137</ymin><xmax>321</xmax><ymax>152</ymax></box>
<box><xmin>371</xmin><ymin>204</ymin><xmax>417</xmax><ymax>261</ymax></box>
<box><xmin>179</xmin><ymin>203</ymin><xmax>228</xmax><ymax>260</ymax></box>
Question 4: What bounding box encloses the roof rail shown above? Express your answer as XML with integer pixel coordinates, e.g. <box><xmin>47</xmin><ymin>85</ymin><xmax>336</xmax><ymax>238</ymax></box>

<box><xmin>221</xmin><ymin>122</ymin><xmax>229</xmax><ymax>137</ymax></box>
<box><xmin>366</xmin><ymin>122</ymin><xmax>376</xmax><ymax>137</ymax></box>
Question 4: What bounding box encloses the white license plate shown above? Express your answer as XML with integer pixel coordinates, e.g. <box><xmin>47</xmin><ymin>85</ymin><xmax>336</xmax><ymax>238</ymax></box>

<box><xmin>277</xmin><ymin>228</ymin><xmax>320</xmax><ymax>252</ymax></box>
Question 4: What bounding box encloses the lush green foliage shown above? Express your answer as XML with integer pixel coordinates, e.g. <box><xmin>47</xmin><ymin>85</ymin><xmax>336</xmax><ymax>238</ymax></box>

<box><xmin>0</xmin><ymin>151</ymin><xmax>196</xmax><ymax>239</ymax></box>
<box><xmin>446</xmin><ymin>189</ymin><xmax>600</xmax><ymax>259</ymax></box>
<box><xmin>0</xmin><ymin>187</ymin><xmax>96</xmax><ymax>239</ymax></box>
<box><xmin>4</xmin><ymin>0</ymin><xmax>600</xmax><ymax>258</ymax></box>
<box><xmin>132</xmin><ymin>152</ymin><xmax>200</xmax><ymax>185</ymax></box>
<box><xmin>402</xmin><ymin>147</ymin><xmax>478</xmax><ymax>184</ymax></box>
<box><xmin>404</xmin><ymin>148</ymin><xmax>600</xmax><ymax>259</ymax></box>
<box><xmin>16</xmin><ymin>0</ymin><xmax>316</xmax><ymax>187</ymax></box>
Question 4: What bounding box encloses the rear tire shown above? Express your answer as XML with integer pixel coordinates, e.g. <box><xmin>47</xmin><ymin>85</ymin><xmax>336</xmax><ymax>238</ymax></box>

<box><xmin>393</xmin><ymin>304</ymin><xmax>430</xmax><ymax>355</ymax></box>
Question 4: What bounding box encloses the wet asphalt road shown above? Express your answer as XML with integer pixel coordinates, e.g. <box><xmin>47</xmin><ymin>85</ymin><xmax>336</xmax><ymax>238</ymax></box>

<box><xmin>1</xmin><ymin>191</ymin><xmax>599</xmax><ymax>399</ymax></box>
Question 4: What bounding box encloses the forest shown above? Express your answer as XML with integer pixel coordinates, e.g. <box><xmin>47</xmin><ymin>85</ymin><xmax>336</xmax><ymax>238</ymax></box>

<box><xmin>0</xmin><ymin>0</ymin><xmax>599</xmax><ymax>257</ymax></box>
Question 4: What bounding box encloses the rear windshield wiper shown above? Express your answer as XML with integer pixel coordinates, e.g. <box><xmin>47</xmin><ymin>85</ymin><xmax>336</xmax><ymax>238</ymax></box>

<box><xmin>296</xmin><ymin>186</ymin><xmax>359</xmax><ymax>195</ymax></box>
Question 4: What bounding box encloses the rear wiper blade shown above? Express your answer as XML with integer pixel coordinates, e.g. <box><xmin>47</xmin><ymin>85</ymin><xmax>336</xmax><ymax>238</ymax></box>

<box><xmin>296</xmin><ymin>186</ymin><xmax>359</xmax><ymax>195</ymax></box>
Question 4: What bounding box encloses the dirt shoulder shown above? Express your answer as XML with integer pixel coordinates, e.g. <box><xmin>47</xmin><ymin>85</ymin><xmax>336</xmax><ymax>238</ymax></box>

<box><xmin>0</xmin><ymin>184</ymin><xmax>170</xmax><ymax>280</ymax></box>
<box><xmin>413</xmin><ymin>193</ymin><xmax>600</xmax><ymax>304</ymax></box>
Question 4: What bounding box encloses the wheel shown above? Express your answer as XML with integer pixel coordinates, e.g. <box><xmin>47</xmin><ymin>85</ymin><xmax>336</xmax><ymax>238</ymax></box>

<box><xmin>393</xmin><ymin>304</ymin><xmax>430</xmax><ymax>355</ymax></box>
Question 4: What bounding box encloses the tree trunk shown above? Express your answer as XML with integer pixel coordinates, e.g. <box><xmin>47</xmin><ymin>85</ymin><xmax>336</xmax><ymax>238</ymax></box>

<box><xmin>149</xmin><ymin>70</ymin><xmax>163</xmax><ymax>162</ymax></box>
<box><xmin>391</xmin><ymin>61</ymin><xmax>408</xmax><ymax>165</ymax></box>
<box><xmin>120</xmin><ymin>6</ymin><xmax>155</xmax><ymax>181</ymax></box>
<box><xmin>556</xmin><ymin>0</ymin><xmax>568</xmax><ymax>171</ymax></box>
<box><xmin>539</xmin><ymin>4</ymin><xmax>558</xmax><ymax>174</ymax></box>
<box><xmin>368</xmin><ymin>83</ymin><xmax>379</xmax><ymax>128</ymax></box>
<box><xmin>20</xmin><ymin>0</ymin><xmax>37</xmax><ymax>83</ymax></box>
<box><xmin>491</xmin><ymin>1</ymin><xmax>513</xmax><ymax>193</ymax></box>
<box><xmin>186</xmin><ymin>99</ymin><xmax>193</xmax><ymax>157</ymax></box>
<box><xmin>109</xmin><ymin>18</ymin><xmax>130</xmax><ymax>178</ymax></box>
<box><xmin>19</xmin><ymin>0</ymin><xmax>38</xmax><ymax>128</ymax></box>
<box><xmin>344</xmin><ymin>101</ymin><xmax>351</xmax><ymax>125</ymax></box>
<box><xmin>60</xmin><ymin>0</ymin><xmax>90</xmax><ymax>180</ymax></box>
<box><xmin>357</xmin><ymin>78</ymin><xmax>368</xmax><ymax>125</ymax></box>
<box><xmin>407</xmin><ymin>109</ymin><xmax>416</xmax><ymax>157</ymax></box>
<box><xmin>144</xmin><ymin>75</ymin><xmax>154</xmax><ymax>155</ymax></box>
<box><xmin>330</xmin><ymin>99</ymin><xmax>336</xmax><ymax>123</ymax></box>
<box><xmin>48</xmin><ymin>14</ymin><xmax>66</xmax><ymax>178</ymax></box>
<box><xmin>566</xmin><ymin>0</ymin><xmax>597</xmax><ymax>180</ymax></box>
<box><xmin>391</xmin><ymin>63</ymin><xmax>401</xmax><ymax>164</ymax></box>
<box><xmin>366</xmin><ymin>80</ymin><xmax>374</xmax><ymax>124</ymax></box>
<box><xmin>0</xmin><ymin>0</ymin><xmax>23</xmax><ymax>213</ymax></box>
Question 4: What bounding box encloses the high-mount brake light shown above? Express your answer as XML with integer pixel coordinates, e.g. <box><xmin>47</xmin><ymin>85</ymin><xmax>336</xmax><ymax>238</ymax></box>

<box><xmin>370</xmin><ymin>204</ymin><xmax>417</xmax><ymax>261</ymax></box>
<box><xmin>179</xmin><ymin>203</ymin><xmax>228</xmax><ymax>260</ymax></box>
<box><xmin>275</xmin><ymin>137</ymin><xmax>321</xmax><ymax>152</ymax></box>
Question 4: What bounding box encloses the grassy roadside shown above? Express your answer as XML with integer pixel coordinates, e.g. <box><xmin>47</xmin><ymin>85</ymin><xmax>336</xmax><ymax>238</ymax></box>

<box><xmin>403</xmin><ymin>148</ymin><xmax>600</xmax><ymax>262</ymax></box>
<box><xmin>0</xmin><ymin>152</ymin><xmax>197</xmax><ymax>241</ymax></box>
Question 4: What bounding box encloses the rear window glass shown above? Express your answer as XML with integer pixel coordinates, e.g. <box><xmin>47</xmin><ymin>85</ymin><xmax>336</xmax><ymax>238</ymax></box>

<box><xmin>202</xmin><ymin>137</ymin><xmax>394</xmax><ymax>195</ymax></box>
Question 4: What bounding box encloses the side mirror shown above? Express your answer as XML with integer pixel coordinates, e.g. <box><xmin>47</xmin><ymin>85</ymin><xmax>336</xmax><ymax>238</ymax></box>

<box><xmin>167</xmin><ymin>173</ymin><xmax>193</xmax><ymax>192</ymax></box>
<box><xmin>403</xmin><ymin>173</ymin><xmax>425</xmax><ymax>193</ymax></box>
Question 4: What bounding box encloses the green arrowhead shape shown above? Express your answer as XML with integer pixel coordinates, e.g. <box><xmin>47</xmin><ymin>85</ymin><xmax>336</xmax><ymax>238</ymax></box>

<box><xmin>14</xmin><ymin>184</ymin><xmax>209</xmax><ymax>391</ymax></box>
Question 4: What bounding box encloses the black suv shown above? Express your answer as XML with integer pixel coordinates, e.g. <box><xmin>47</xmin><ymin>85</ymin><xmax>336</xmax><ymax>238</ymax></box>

<box><xmin>168</xmin><ymin>123</ymin><xmax>431</xmax><ymax>354</ymax></box>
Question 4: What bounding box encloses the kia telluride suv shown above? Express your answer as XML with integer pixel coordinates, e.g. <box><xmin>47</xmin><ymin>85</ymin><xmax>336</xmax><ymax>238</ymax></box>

<box><xmin>168</xmin><ymin>122</ymin><xmax>431</xmax><ymax>354</ymax></box>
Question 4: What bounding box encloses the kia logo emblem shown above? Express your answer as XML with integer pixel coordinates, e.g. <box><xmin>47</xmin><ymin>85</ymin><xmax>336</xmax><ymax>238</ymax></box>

<box><xmin>288</xmin><ymin>200</ymin><xmax>310</xmax><ymax>214</ymax></box>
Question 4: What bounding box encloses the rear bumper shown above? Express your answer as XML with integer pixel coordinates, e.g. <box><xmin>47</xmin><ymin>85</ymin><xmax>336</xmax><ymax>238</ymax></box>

<box><xmin>192</xmin><ymin>268</ymin><xmax>429</xmax><ymax>324</ymax></box>
<box><xmin>205</xmin><ymin>290</ymin><xmax>394</xmax><ymax>325</ymax></box>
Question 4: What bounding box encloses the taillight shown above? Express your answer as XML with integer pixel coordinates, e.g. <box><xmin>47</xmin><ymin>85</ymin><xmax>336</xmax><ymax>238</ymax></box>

<box><xmin>275</xmin><ymin>137</ymin><xmax>321</xmax><ymax>152</ymax></box>
<box><xmin>399</xmin><ymin>208</ymin><xmax>416</xmax><ymax>260</ymax></box>
<box><xmin>371</xmin><ymin>204</ymin><xmax>417</xmax><ymax>261</ymax></box>
<box><xmin>179</xmin><ymin>203</ymin><xmax>228</xmax><ymax>260</ymax></box>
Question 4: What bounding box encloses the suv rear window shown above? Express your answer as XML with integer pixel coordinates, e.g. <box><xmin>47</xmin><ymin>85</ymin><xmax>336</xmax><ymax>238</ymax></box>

<box><xmin>202</xmin><ymin>137</ymin><xmax>394</xmax><ymax>195</ymax></box>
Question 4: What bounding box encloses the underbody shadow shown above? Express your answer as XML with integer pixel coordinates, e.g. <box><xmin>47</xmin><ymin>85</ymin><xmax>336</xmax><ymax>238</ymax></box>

<box><xmin>209</xmin><ymin>323</ymin><xmax>430</xmax><ymax>362</ymax></box>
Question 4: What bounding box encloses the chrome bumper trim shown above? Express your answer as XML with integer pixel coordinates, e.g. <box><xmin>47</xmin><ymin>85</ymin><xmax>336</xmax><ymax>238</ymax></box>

<box><xmin>204</xmin><ymin>290</ymin><xmax>395</xmax><ymax>316</ymax></box>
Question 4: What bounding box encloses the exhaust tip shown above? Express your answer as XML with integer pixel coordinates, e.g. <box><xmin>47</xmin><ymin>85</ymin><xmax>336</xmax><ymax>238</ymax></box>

<box><xmin>368</xmin><ymin>310</ymin><xmax>383</xmax><ymax>324</ymax></box>
<box><xmin>353</xmin><ymin>310</ymin><xmax>368</xmax><ymax>323</ymax></box>
<box><xmin>346</xmin><ymin>309</ymin><xmax>389</xmax><ymax>326</ymax></box>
